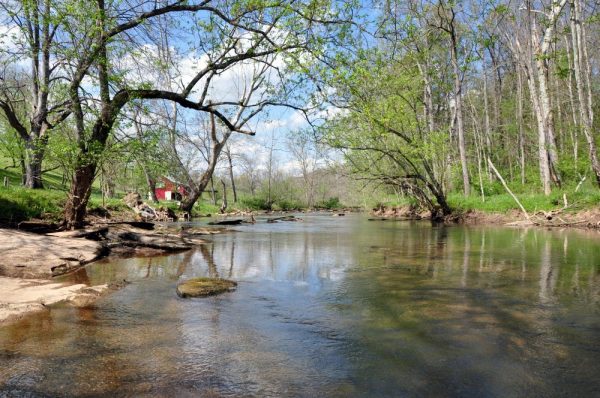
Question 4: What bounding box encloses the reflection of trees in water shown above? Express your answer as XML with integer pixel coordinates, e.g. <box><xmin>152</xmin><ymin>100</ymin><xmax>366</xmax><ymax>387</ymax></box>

<box><xmin>461</xmin><ymin>231</ymin><xmax>470</xmax><ymax>288</ymax></box>
<box><xmin>351</xmin><ymin>224</ymin><xmax>600</xmax><ymax>306</ymax></box>
<box><xmin>200</xmin><ymin>231</ymin><xmax>351</xmax><ymax>283</ymax></box>
<box><xmin>229</xmin><ymin>241</ymin><xmax>235</xmax><ymax>278</ymax></box>
<box><xmin>199</xmin><ymin>244</ymin><xmax>219</xmax><ymax>278</ymax></box>
<box><xmin>342</xmin><ymin>226</ymin><xmax>600</xmax><ymax>397</ymax></box>
<box><xmin>539</xmin><ymin>240</ymin><xmax>557</xmax><ymax>303</ymax></box>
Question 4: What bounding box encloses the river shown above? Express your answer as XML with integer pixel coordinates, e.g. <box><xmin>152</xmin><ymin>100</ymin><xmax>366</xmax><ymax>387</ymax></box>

<box><xmin>1</xmin><ymin>214</ymin><xmax>599</xmax><ymax>397</ymax></box>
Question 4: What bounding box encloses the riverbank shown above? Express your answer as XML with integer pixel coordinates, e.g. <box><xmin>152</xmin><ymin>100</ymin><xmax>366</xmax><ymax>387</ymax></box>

<box><xmin>371</xmin><ymin>204</ymin><xmax>600</xmax><ymax>229</ymax></box>
<box><xmin>0</xmin><ymin>222</ymin><xmax>224</xmax><ymax>326</ymax></box>
<box><xmin>2</xmin><ymin>203</ymin><xmax>600</xmax><ymax>326</ymax></box>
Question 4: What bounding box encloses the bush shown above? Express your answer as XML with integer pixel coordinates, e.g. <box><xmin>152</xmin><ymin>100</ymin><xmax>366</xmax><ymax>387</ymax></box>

<box><xmin>239</xmin><ymin>196</ymin><xmax>272</xmax><ymax>210</ymax></box>
<box><xmin>316</xmin><ymin>196</ymin><xmax>342</xmax><ymax>209</ymax></box>
<box><xmin>272</xmin><ymin>198</ymin><xmax>303</xmax><ymax>211</ymax></box>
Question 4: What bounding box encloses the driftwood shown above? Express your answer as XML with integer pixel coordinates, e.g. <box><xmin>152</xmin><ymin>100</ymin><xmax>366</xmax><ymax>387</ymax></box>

<box><xmin>208</xmin><ymin>219</ymin><xmax>244</xmax><ymax>225</ymax></box>
<box><xmin>123</xmin><ymin>192</ymin><xmax>177</xmax><ymax>222</ymax></box>
<box><xmin>483</xmin><ymin>159</ymin><xmax>590</xmax><ymax>229</ymax></box>
<box><xmin>17</xmin><ymin>221</ymin><xmax>59</xmax><ymax>234</ymax></box>
<box><xmin>97</xmin><ymin>221</ymin><xmax>155</xmax><ymax>230</ymax></box>
<box><xmin>266</xmin><ymin>215</ymin><xmax>302</xmax><ymax>223</ymax></box>
<box><xmin>487</xmin><ymin>158</ymin><xmax>530</xmax><ymax>220</ymax></box>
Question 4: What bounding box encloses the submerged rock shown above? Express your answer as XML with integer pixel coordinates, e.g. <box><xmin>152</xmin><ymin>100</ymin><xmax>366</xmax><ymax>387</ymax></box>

<box><xmin>176</xmin><ymin>277</ymin><xmax>237</xmax><ymax>298</ymax></box>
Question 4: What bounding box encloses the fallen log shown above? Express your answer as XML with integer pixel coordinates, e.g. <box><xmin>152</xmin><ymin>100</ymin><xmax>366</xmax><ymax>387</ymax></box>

<box><xmin>96</xmin><ymin>221</ymin><xmax>155</xmax><ymax>230</ymax></box>
<box><xmin>17</xmin><ymin>221</ymin><xmax>59</xmax><ymax>234</ymax></box>
<box><xmin>208</xmin><ymin>219</ymin><xmax>244</xmax><ymax>225</ymax></box>
<box><xmin>266</xmin><ymin>215</ymin><xmax>302</xmax><ymax>223</ymax></box>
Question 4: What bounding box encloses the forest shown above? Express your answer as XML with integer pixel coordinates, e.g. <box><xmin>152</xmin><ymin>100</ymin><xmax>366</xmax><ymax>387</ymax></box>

<box><xmin>1</xmin><ymin>0</ymin><xmax>600</xmax><ymax>227</ymax></box>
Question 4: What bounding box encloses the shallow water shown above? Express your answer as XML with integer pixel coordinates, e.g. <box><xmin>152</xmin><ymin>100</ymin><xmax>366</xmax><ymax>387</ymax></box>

<box><xmin>1</xmin><ymin>214</ymin><xmax>599</xmax><ymax>397</ymax></box>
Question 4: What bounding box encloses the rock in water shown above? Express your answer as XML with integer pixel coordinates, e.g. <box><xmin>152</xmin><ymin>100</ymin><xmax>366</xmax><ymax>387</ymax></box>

<box><xmin>176</xmin><ymin>277</ymin><xmax>237</xmax><ymax>298</ymax></box>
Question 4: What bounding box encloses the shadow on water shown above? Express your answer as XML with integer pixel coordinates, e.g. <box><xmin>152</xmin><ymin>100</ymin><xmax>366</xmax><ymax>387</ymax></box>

<box><xmin>1</xmin><ymin>215</ymin><xmax>600</xmax><ymax>397</ymax></box>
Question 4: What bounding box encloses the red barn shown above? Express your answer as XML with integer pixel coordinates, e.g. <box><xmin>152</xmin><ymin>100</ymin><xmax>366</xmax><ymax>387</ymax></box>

<box><xmin>154</xmin><ymin>177</ymin><xmax>189</xmax><ymax>201</ymax></box>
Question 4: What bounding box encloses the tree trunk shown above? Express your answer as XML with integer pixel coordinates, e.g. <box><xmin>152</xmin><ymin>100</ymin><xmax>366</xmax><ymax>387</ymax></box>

<box><xmin>517</xmin><ymin>68</ymin><xmax>526</xmax><ymax>185</ymax></box>
<box><xmin>147</xmin><ymin>176</ymin><xmax>159</xmax><ymax>203</ymax></box>
<box><xmin>432</xmin><ymin>187</ymin><xmax>452</xmax><ymax>217</ymax></box>
<box><xmin>528</xmin><ymin>0</ymin><xmax>567</xmax><ymax>193</ymax></box>
<box><xmin>482</xmin><ymin>57</ymin><xmax>493</xmax><ymax>181</ymax></box>
<box><xmin>565</xmin><ymin>36</ymin><xmax>579</xmax><ymax>162</ymax></box>
<box><xmin>571</xmin><ymin>0</ymin><xmax>600</xmax><ymax>186</ymax></box>
<box><xmin>179</xmin><ymin>113</ymin><xmax>226</xmax><ymax>212</ymax></box>
<box><xmin>24</xmin><ymin>140</ymin><xmax>45</xmax><ymax>189</ymax></box>
<box><xmin>536</xmin><ymin>57</ymin><xmax>561</xmax><ymax>187</ymax></box>
<box><xmin>226</xmin><ymin>150</ymin><xmax>237</xmax><ymax>203</ymax></box>
<box><xmin>19</xmin><ymin>155</ymin><xmax>26</xmax><ymax>186</ymax></box>
<box><xmin>140</xmin><ymin>164</ymin><xmax>159</xmax><ymax>203</ymax></box>
<box><xmin>220</xmin><ymin>179</ymin><xmax>227</xmax><ymax>213</ymax></box>
<box><xmin>525</xmin><ymin>66</ymin><xmax>552</xmax><ymax>195</ymax></box>
<box><xmin>210</xmin><ymin>177</ymin><xmax>217</xmax><ymax>205</ymax></box>
<box><xmin>449</xmin><ymin>19</ymin><xmax>470</xmax><ymax>196</ymax></box>
<box><xmin>63</xmin><ymin>163</ymin><xmax>96</xmax><ymax>229</ymax></box>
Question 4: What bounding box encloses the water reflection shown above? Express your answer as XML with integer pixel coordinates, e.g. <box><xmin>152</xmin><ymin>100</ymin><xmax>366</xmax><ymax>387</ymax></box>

<box><xmin>1</xmin><ymin>215</ymin><xmax>599</xmax><ymax>397</ymax></box>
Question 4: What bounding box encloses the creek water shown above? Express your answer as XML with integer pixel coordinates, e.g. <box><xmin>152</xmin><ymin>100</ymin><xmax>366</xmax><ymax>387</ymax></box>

<box><xmin>1</xmin><ymin>214</ymin><xmax>599</xmax><ymax>397</ymax></box>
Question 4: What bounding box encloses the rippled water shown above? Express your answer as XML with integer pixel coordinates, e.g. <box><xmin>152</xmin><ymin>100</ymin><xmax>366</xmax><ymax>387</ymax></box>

<box><xmin>1</xmin><ymin>214</ymin><xmax>599</xmax><ymax>397</ymax></box>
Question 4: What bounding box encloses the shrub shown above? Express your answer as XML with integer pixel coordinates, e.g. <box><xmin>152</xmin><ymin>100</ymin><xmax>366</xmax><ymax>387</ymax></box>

<box><xmin>316</xmin><ymin>196</ymin><xmax>342</xmax><ymax>209</ymax></box>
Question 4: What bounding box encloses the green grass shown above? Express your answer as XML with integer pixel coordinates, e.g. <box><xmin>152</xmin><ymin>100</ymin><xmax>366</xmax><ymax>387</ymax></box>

<box><xmin>449</xmin><ymin>188</ymin><xmax>600</xmax><ymax>213</ymax></box>
<box><xmin>371</xmin><ymin>194</ymin><xmax>415</xmax><ymax>209</ymax></box>
<box><xmin>0</xmin><ymin>187</ymin><xmax>66</xmax><ymax>222</ymax></box>
<box><xmin>190</xmin><ymin>201</ymin><xmax>220</xmax><ymax>215</ymax></box>
<box><xmin>87</xmin><ymin>194</ymin><xmax>130</xmax><ymax>213</ymax></box>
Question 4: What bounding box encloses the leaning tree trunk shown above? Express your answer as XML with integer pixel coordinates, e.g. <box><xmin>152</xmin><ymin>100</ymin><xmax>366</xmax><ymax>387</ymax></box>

<box><xmin>179</xmin><ymin>152</ymin><xmax>224</xmax><ymax>213</ymax></box>
<box><xmin>179</xmin><ymin>112</ymin><xmax>228</xmax><ymax>213</ymax></box>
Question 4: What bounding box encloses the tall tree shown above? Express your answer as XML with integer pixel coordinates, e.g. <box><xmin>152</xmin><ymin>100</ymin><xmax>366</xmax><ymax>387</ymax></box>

<box><xmin>0</xmin><ymin>0</ymin><xmax>70</xmax><ymax>188</ymax></box>
<box><xmin>569</xmin><ymin>0</ymin><xmax>600</xmax><ymax>187</ymax></box>
<box><xmin>433</xmin><ymin>0</ymin><xmax>471</xmax><ymax>196</ymax></box>
<box><xmin>57</xmin><ymin>0</ymin><xmax>352</xmax><ymax>228</ymax></box>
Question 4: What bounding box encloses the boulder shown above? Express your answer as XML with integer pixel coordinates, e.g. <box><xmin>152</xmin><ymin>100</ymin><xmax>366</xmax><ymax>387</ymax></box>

<box><xmin>176</xmin><ymin>277</ymin><xmax>237</xmax><ymax>298</ymax></box>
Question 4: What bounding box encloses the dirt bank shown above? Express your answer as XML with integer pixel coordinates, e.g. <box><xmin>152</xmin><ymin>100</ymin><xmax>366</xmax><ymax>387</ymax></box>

<box><xmin>371</xmin><ymin>206</ymin><xmax>600</xmax><ymax>229</ymax></box>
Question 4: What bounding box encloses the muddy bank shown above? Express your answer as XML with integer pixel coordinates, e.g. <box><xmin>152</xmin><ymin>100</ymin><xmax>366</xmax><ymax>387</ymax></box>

<box><xmin>371</xmin><ymin>205</ymin><xmax>600</xmax><ymax>229</ymax></box>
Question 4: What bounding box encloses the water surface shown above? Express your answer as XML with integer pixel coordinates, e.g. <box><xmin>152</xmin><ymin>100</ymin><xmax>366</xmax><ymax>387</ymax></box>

<box><xmin>1</xmin><ymin>215</ymin><xmax>599</xmax><ymax>397</ymax></box>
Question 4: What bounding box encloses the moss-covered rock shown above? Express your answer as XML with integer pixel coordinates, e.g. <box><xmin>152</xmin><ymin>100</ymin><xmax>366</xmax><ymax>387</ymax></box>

<box><xmin>176</xmin><ymin>277</ymin><xmax>237</xmax><ymax>298</ymax></box>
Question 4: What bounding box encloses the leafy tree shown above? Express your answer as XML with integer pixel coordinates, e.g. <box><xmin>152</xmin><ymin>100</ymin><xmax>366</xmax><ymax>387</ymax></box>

<box><xmin>325</xmin><ymin>51</ymin><xmax>452</xmax><ymax>216</ymax></box>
